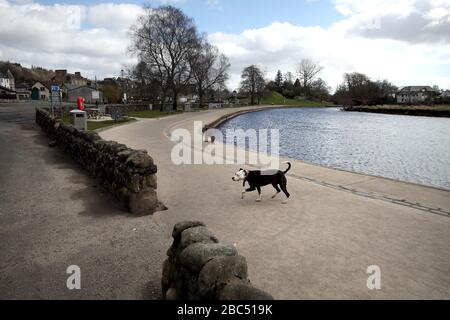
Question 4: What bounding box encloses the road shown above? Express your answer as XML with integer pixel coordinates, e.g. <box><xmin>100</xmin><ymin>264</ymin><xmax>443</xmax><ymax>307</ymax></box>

<box><xmin>0</xmin><ymin>102</ymin><xmax>165</xmax><ymax>299</ymax></box>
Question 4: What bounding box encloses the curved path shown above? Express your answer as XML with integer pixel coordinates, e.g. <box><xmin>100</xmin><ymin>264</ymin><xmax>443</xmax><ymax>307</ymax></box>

<box><xmin>100</xmin><ymin>106</ymin><xmax>450</xmax><ymax>299</ymax></box>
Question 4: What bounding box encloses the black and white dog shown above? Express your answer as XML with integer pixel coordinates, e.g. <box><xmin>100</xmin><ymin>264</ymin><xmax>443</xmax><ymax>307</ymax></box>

<box><xmin>232</xmin><ymin>162</ymin><xmax>291</xmax><ymax>203</ymax></box>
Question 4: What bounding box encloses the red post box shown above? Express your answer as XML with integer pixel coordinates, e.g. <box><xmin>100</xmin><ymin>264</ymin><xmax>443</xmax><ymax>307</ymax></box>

<box><xmin>77</xmin><ymin>96</ymin><xmax>85</xmax><ymax>111</ymax></box>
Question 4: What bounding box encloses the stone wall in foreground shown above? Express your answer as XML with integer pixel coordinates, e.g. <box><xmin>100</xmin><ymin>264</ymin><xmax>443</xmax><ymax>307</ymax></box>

<box><xmin>162</xmin><ymin>221</ymin><xmax>273</xmax><ymax>300</ymax></box>
<box><xmin>35</xmin><ymin>107</ymin><xmax>165</xmax><ymax>214</ymax></box>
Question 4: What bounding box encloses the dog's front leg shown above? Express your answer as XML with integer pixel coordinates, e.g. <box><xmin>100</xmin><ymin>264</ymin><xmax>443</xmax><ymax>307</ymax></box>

<box><xmin>243</xmin><ymin>186</ymin><xmax>256</xmax><ymax>200</ymax></box>
<box><xmin>241</xmin><ymin>188</ymin><xmax>246</xmax><ymax>199</ymax></box>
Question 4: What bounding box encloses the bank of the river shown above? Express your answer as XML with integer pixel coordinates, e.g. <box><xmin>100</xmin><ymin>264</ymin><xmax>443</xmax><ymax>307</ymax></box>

<box><xmin>205</xmin><ymin>104</ymin><xmax>334</xmax><ymax>129</ymax></box>
<box><xmin>343</xmin><ymin>104</ymin><xmax>450</xmax><ymax>117</ymax></box>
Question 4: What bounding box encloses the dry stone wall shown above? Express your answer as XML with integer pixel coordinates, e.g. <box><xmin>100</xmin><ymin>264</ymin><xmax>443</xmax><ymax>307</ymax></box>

<box><xmin>35</xmin><ymin>107</ymin><xmax>164</xmax><ymax>214</ymax></box>
<box><xmin>162</xmin><ymin>221</ymin><xmax>273</xmax><ymax>300</ymax></box>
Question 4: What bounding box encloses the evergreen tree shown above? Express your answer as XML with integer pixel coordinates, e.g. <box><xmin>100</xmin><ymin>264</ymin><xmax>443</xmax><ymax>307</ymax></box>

<box><xmin>274</xmin><ymin>70</ymin><xmax>283</xmax><ymax>93</ymax></box>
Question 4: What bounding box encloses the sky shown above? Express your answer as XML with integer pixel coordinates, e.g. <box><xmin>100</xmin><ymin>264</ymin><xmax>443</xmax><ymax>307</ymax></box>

<box><xmin>0</xmin><ymin>0</ymin><xmax>449</xmax><ymax>91</ymax></box>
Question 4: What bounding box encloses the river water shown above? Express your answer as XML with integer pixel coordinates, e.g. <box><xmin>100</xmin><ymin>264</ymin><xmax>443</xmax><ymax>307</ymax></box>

<box><xmin>218</xmin><ymin>107</ymin><xmax>450</xmax><ymax>190</ymax></box>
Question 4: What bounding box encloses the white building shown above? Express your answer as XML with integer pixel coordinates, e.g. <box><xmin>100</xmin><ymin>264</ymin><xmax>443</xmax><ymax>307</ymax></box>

<box><xmin>440</xmin><ymin>90</ymin><xmax>450</xmax><ymax>103</ymax></box>
<box><xmin>31</xmin><ymin>81</ymin><xmax>50</xmax><ymax>100</ymax></box>
<box><xmin>0</xmin><ymin>69</ymin><xmax>15</xmax><ymax>90</ymax></box>
<box><xmin>396</xmin><ymin>86</ymin><xmax>439</xmax><ymax>104</ymax></box>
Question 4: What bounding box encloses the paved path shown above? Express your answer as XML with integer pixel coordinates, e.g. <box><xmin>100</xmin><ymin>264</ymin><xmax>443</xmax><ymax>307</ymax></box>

<box><xmin>0</xmin><ymin>103</ymin><xmax>164</xmax><ymax>299</ymax></box>
<box><xmin>101</xmin><ymin>106</ymin><xmax>450</xmax><ymax>299</ymax></box>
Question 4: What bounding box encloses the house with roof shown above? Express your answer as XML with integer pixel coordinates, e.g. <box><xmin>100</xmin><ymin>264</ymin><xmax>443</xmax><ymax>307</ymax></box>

<box><xmin>438</xmin><ymin>90</ymin><xmax>450</xmax><ymax>103</ymax></box>
<box><xmin>0</xmin><ymin>69</ymin><xmax>15</xmax><ymax>91</ymax></box>
<box><xmin>396</xmin><ymin>86</ymin><xmax>439</xmax><ymax>104</ymax></box>
<box><xmin>15</xmin><ymin>83</ymin><xmax>32</xmax><ymax>100</ymax></box>
<box><xmin>0</xmin><ymin>86</ymin><xmax>16</xmax><ymax>99</ymax></box>
<box><xmin>62</xmin><ymin>83</ymin><xmax>103</xmax><ymax>103</ymax></box>
<box><xmin>31</xmin><ymin>81</ymin><xmax>51</xmax><ymax>100</ymax></box>
<box><xmin>53</xmin><ymin>69</ymin><xmax>89</xmax><ymax>87</ymax></box>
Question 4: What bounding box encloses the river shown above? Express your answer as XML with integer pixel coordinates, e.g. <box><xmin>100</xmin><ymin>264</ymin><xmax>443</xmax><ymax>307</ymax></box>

<box><xmin>218</xmin><ymin>107</ymin><xmax>450</xmax><ymax>190</ymax></box>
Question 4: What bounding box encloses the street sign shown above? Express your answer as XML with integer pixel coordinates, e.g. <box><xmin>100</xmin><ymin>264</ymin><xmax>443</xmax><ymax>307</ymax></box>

<box><xmin>50</xmin><ymin>85</ymin><xmax>62</xmax><ymax>118</ymax></box>
<box><xmin>92</xmin><ymin>90</ymin><xmax>100</xmax><ymax>100</ymax></box>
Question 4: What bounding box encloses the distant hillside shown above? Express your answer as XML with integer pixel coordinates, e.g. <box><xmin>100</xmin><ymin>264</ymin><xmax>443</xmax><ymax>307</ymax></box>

<box><xmin>0</xmin><ymin>61</ymin><xmax>55</xmax><ymax>84</ymax></box>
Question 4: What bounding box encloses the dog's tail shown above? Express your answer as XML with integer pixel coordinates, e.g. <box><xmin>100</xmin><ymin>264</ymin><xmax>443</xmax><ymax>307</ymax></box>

<box><xmin>283</xmin><ymin>161</ymin><xmax>292</xmax><ymax>174</ymax></box>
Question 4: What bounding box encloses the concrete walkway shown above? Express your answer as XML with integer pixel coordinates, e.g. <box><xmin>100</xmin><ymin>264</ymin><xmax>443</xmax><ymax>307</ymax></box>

<box><xmin>0</xmin><ymin>103</ymin><xmax>165</xmax><ymax>299</ymax></box>
<box><xmin>101</xmin><ymin>105</ymin><xmax>450</xmax><ymax>300</ymax></box>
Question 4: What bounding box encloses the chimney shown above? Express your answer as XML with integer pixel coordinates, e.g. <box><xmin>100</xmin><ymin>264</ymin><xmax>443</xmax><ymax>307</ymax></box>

<box><xmin>55</xmin><ymin>69</ymin><xmax>67</xmax><ymax>84</ymax></box>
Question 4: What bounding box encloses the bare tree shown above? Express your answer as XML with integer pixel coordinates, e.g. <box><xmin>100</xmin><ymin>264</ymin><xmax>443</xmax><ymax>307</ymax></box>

<box><xmin>129</xmin><ymin>6</ymin><xmax>201</xmax><ymax>111</ymax></box>
<box><xmin>128</xmin><ymin>61</ymin><xmax>163</xmax><ymax>102</ymax></box>
<box><xmin>334</xmin><ymin>72</ymin><xmax>397</xmax><ymax>105</ymax></box>
<box><xmin>309</xmin><ymin>78</ymin><xmax>331</xmax><ymax>101</ymax></box>
<box><xmin>240</xmin><ymin>65</ymin><xmax>265</xmax><ymax>105</ymax></box>
<box><xmin>296</xmin><ymin>58</ymin><xmax>323</xmax><ymax>97</ymax></box>
<box><xmin>190</xmin><ymin>40</ymin><xmax>230</xmax><ymax>107</ymax></box>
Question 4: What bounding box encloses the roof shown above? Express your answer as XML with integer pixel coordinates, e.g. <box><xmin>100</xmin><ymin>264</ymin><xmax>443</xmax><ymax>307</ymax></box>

<box><xmin>65</xmin><ymin>84</ymin><xmax>102</xmax><ymax>92</ymax></box>
<box><xmin>32</xmin><ymin>81</ymin><xmax>51</xmax><ymax>90</ymax></box>
<box><xmin>15</xmin><ymin>83</ymin><xmax>32</xmax><ymax>89</ymax></box>
<box><xmin>0</xmin><ymin>85</ymin><xmax>16</xmax><ymax>93</ymax></box>
<box><xmin>16</xmin><ymin>87</ymin><xmax>30</xmax><ymax>93</ymax></box>
<box><xmin>398</xmin><ymin>86</ymin><xmax>437</xmax><ymax>93</ymax></box>
<box><xmin>63</xmin><ymin>83</ymin><xmax>81</xmax><ymax>91</ymax></box>
<box><xmin>0</xmin><ymin>69</ymin><xmax>14</xmax><ymax>79</ymax></box>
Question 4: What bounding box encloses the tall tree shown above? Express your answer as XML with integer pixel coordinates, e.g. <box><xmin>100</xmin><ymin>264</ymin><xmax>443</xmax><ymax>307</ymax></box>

<box><xmin>274</xmin><ymin>70</ymin><xmax>284</xmax><ymax>93</ymax></box>
<box><xmin>309</xmin><ymin>78</ymin><xmax>331</xmax><ymax>101</ymax></box>
<box><xmin>296</xmin><ymin>58</ymin><xmax>323</xmax><ymax>97</ymax></box>
<box><xmin>129</xmin><ymin>5</ymin><xmax>201</xmax><ymax>111</ymax></box>
<box><xmin>334</xmin><ymin>72</ymin><xmax>397</xmax><ymax>105</ymax></box>
<box><xmin>129</xmin><ymin>61</ymin><xmax>163</xmax><ymax>102</ymax></box>
<box><xmin>240</xmin><ymin>65</ymin><xmax>265</xmax><ymax>105</ymax></box>
<box><xmin>293</xmin><ymin>78</ymin><xmax>302</xmax><ymax>96</ymax></box>
<box><xmin>190</xmin><ymin>40</ymin><xmax>230</xmax><ymax>107</ymax></box>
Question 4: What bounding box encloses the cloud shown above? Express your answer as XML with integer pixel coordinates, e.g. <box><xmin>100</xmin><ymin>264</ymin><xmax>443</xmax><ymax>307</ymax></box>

<box><xmin>210</xmin><ymin>0</ymin><xmax>450</xmax><ymax>90</ymax></box>
<box><xmin>87</xmin><ymin>4</ymin><xmax>145</xmax><ymax>30</ymax></box>
<box><xmin>334</xmin><ymin>0</ymin><xmax>450</xmax><ymax>44</ymax></box>
<box><xmin>0</xmin><ymin>0</ymin><xmax>144</xmax><ymax>79</ymax></box>
<box><xmin>206</xmin><ymin>0</ymin><xmax>223</xmax><ymax>11</ymax></box>
<box><xmin>0</xmin><ymin>0</ymin><xmax>449</xmax><ymax>92</ymax></box>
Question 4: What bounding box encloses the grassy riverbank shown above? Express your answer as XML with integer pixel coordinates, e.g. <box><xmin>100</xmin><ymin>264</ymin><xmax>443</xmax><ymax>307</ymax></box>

<box><xmin>125</xmin><ymin>109</ymin><xmax>183</xmax><ymax>118</ymax></box>
<box><xmin>61</xmin><ymin>115</ymin><xmax>134</xmax><ymax>131</ymax></box>
<box><xmin>240</xmin><ymin>91</ymin><xmax>331</xmax><ymax>107</ymax></box>
<box><xmin>343</xmin><ymin>104</ymin><xmax>450</xmax><ymax>117</ymax></box>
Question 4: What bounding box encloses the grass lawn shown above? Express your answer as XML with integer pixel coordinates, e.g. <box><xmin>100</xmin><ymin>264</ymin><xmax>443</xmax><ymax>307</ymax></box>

<box><xmin>61</xmin><ymin>115</ymin><xmax>134</xmax><ymax>131</ymax></box>
<box><xmin>125</xmin><ymin>109</ymin><xmax>183</xmax><ymax>118</ymax></box>
<box><xmin>240</xmin><ymin>91</ymin><xmax>331</xmax><ymax>107</ymax></box>
<box><xmin>86</xmin><ymin>119</ymin><xmax>134</xmax><ymax>131</ymax></box>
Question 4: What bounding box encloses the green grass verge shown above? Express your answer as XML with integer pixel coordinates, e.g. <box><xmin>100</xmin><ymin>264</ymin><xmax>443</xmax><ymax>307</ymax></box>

<box><xmin>86</xmin><ymin>119</ymin><xmax>133</xmax><ymax>131</ymax></box>
<box><xmin>61</xmin><ymin>115</ymin><xmax>134</xmax><ymax>131</ymax></box>
<box><xmin>240</xmin><ymin>91</ymin><xmax>330</xmax><ymax>107</ymax></box>
<box><xmin>125</xmin><ymin>109</ymin><xmax>183</xmax><ymax>118</ymax></box>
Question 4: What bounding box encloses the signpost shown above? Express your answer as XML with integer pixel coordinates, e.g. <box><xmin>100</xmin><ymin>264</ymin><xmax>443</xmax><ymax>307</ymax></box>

<box><xmin>92</xmin><ymin>90</ymin><xmax>100</xmax><ymax>100</ymax></box>
<box><xmin>50</xmin><ymin>85</ymin><xmax>62</xmax><ymax>118</ymax></box>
